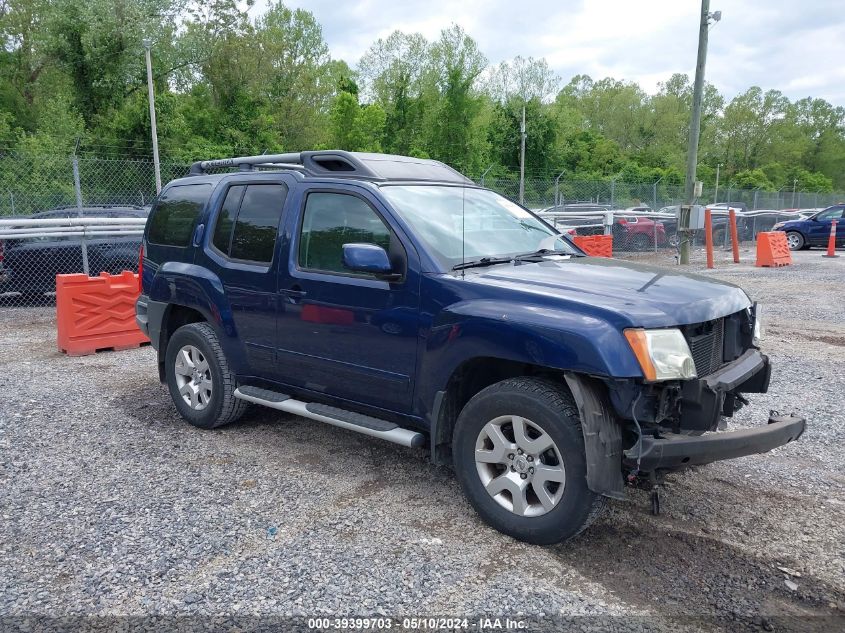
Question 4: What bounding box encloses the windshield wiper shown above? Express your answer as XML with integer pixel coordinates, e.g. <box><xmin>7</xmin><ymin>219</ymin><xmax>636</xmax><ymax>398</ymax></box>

<box><xmin>513</xmin><ymin>248</ymin><xmax>582</xmax><ymax>262</ymax></box>
<box><xmin>452</xmin><ymin>256</ymin><xmax>514</xmax><ymax>271</ymax></box>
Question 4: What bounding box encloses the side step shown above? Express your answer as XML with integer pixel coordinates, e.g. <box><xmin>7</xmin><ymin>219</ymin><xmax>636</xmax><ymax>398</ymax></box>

<box><xmin>233</xmin><ymin>385</ymin><xmax>426</xmax><ymax>448</ymax></box>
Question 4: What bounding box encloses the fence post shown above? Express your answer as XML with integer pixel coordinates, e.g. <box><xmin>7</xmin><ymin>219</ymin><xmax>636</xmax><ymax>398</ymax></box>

<box><xmin>72</xmin><ymin>153</ymin><xmax>90</xmax><ymax>276</ymax></box>
<box><xmin>554</xmin><ymin>170</ymin><xmax>565</xmax><ymax>207</ymax></box>
<box><xmin>8</xmin><ymin>190</ymin><xmax>14</xmax><ymax>215</ymax></box>
<box><xmin>653</xmin><ymin>219</ymin><xmax>658</xmax><ymax>253</ymax></box>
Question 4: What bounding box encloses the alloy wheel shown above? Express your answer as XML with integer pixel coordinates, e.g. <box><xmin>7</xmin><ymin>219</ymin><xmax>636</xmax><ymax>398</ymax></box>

<box><xmin>474</xmin><ymin>415</ymin><xmax>566</xmax><ymax>517</ymax></box>
<box><xmin>173</xmin><ymin>345</ymin><xmax>213</xmax><ymax>411</ymax></box>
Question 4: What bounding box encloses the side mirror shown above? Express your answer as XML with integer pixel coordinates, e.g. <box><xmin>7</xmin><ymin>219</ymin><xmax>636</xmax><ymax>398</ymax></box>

<box><xmin>342</xmin><ymin>243</ymin><xmax>399</xmax><ymax>279</ymax></box>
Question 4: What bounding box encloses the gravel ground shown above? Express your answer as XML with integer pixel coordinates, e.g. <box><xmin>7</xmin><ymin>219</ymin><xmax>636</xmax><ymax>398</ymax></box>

<box><xmin>1</xmin><ymin>249</ymin><xmax>843</xmax><ymax>632</ymax></box>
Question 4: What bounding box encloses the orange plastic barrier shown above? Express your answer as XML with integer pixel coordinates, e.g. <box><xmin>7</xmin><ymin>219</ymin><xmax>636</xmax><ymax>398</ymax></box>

<box><xmin>573</xmin><ymin>234</ymin><xmax>613</xmax><ymax>258</ymax></box>
<box><xmin>56</xmin><ymin>271</ymin><xmax>149</xmax><ymax>356</ymax></box>
<box><xmin>755</xmin><ymin>232</ymin><xmax>793</xmax><ymax>268</ymax></box>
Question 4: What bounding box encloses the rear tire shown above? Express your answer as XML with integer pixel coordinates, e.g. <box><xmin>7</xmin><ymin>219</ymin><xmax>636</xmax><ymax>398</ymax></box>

<box><xmin>453</xmin><ymin>377</ymin><xmax>604</xmax><ymax>544</ymax></box>
<box><xmin>164</xmin><ymin>322</ymin><xmax>247</xmax><ymax>429</ymax></box>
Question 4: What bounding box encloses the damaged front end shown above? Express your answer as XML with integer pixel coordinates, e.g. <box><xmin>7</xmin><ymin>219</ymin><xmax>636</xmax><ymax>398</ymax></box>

<box><xmin>566</xmin><ymin>305</ymin><xmax>806</xmax><ymax>502</ymax></box>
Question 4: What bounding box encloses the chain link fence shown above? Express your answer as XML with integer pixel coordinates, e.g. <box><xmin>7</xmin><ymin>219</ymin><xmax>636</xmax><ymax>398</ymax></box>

<box><xmin>0</xmin><ymin>150</ymin><xmax>189</xmax><ymax>308</ymax></box>
<box><xmin>1</xmin><ymin>149</ymin><xmax>842</xmax><ymax>309</ymax></box>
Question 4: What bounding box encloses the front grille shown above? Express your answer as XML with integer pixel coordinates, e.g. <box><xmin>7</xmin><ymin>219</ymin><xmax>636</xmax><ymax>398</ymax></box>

<box><xmin>686</xmin><ymin>318</ymin><xmax>725</xmax><ymax>377</ymax></box>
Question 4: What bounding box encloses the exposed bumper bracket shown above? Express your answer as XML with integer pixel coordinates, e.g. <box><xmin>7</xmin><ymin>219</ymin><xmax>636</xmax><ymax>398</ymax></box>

<box><xmin>625</xmin><ymin>411</ymin><xmax>805</xmax><ymax>471</ymax></box>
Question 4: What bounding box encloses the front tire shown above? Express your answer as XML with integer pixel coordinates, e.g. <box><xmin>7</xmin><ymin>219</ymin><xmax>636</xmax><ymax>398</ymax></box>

<box><xmin>786</xmin><ymin>231</ymin><xmax>805</xmax><ymax>251</ymax></box>
<box><xmin>164</xmin><ymin>322</ymin><xmax>247</xmax><ymax>429</ymax></box>
<box><xmin>453</xmin><ymin>377</ymin><xmax>604</xmax><ymax>544</ymax></box>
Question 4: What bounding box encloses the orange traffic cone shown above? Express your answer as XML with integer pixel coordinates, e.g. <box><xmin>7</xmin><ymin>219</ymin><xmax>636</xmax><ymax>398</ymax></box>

<box><xmin>823</xmin><ymin>220</ymin><xmax>839</xmax><ymax>258</ymax></box>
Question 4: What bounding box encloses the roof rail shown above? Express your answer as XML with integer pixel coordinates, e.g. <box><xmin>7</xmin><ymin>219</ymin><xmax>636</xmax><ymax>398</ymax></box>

<box><xmin>187</xmin><ymin>150</ymin><xmax>472</xmax><ymax>184</ymax></box>
<box><xmin>189</xmin><ymin>153</ymin><xmax>302</xmax><ymax>175</ymax></box>
<box><xmin>188</xmin><ymin>151</ymin><xmax>380</xmax><ymax>178</ymax></box>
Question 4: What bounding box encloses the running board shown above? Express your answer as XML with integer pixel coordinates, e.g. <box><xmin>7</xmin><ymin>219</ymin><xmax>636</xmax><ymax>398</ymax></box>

<box><xmin>233</xmin><ymin>386</ymin><xmax>426</xmax><ymax>448</ymax></box>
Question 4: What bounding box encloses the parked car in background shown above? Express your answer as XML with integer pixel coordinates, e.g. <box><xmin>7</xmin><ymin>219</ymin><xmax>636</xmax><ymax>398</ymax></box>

<box><xmin>772</xmin><ymin>204</ymin><xmax>845</xmax><ymax>250</ymax></box>
<box><xmin>0</xmin><ymin>205</ymin><xmax>148</xmax><ymax>302</ymax></box>
<box><xmin>613</xmin><ymin>214</ymin><xmax>667</xmax><ymax>250</ymax></box>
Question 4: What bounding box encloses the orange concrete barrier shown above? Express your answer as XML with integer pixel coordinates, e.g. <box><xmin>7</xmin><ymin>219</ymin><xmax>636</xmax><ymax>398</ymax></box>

<box><xmin>56</xmin><ymin>271</ymin><xmax>149</xmax><ymax>356</ymax></box>
<box><xmin>573</xmin><ymin>234</ymin><xmax>613</xmax><ymax>258</ymax></box>
<box><xmin>823</xmin><ymin>220</ymin><xmax>839</xmax><ymax>258</ymax></box>
<box><xmin>755</xmin><ymin>232</ymin><xmax>792</xmax><ymax>268</ymax></box>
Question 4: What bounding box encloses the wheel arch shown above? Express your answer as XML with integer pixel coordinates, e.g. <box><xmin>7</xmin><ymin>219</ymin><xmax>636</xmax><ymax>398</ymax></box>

<box><xmin>429</xmin><ymin>356</ymin><xmax>569</xmax><ymax>466</ymax></box>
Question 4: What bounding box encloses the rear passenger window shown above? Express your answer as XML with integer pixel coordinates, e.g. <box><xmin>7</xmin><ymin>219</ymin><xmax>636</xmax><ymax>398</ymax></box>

<box><xmin>148</xmin><ymin>184</ymin><xmax>211</xmax><ymax>246</ymax></box>
<box><xmin>212</xmin><ymin>186</ymin><xmax>244</xmax><ymax>254</ymax></box>
<box><xmin>211</xmin><ymin>184</ymin><xmax>287</xmax><ymax>263</ymax></box>
<box><xmin>299</xmin><ymin>192</ymin><xmax>391</xmax><ymax>274</ymax></box>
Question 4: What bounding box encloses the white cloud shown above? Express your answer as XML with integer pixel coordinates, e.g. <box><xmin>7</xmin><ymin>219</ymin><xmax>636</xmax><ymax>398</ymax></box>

<box><xmin>262</xmin><ymin>0</ymin><xmax>845</xmax><ymax>105</ymax></box>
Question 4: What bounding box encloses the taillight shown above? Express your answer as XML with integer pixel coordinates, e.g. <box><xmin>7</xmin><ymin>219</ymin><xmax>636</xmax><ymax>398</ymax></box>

<box><xmin>567</xmin><ymin>228</ymin><xmax>577</xmax><ymax>236</ymax></box>
<box><xmin>0</xmin><ymin>240</ymin><xmax>4</xmax><ymax>262</ymax></box>
<box><xmin>618</xmin><ymin>218</ymin><xmax>628</xmax><ymax>226</ymax></box>
<box><xmin>138</xmin><ymin>242</ymin><xmax>144</xmax><ymax>291</ymax></box>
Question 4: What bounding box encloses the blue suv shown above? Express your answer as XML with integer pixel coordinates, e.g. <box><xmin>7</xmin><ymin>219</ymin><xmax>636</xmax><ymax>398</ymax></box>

<box><xmin>136</xmin><ymin>151</ymin><xmax>805</xmax><ymax>544</ymax></box>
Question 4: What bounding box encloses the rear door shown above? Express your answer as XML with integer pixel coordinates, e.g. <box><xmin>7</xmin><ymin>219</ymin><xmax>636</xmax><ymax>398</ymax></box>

<box><xmin>199</xmin><ymin>176</ymin><xmax>293</xmax><ymax>378</ymax></box>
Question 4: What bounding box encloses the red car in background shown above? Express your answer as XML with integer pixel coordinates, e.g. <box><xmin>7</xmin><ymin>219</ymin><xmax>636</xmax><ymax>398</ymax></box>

<box><xmin>614</xmin><ymin>215</ymin><xmax>667</xmax><ymax>250</ymax></box>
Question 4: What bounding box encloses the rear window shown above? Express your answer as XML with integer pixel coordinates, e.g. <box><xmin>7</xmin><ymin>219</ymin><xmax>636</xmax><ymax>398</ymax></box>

<box><xmin>147</xmin><ymin>184</ymin><xmax>211</xmax><ymax>246</ymax></box>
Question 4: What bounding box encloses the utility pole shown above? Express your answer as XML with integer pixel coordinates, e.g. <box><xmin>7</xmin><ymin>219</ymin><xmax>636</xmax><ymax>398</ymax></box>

<box><xmin>519</xmin><ymin>105</ymin><xmax>526</xmax><ymax>205</ymax></box>
<box><xmin>714</xmin><ymin>163</ymin><xmax>721</xmax><ymax>204</ymax></box>
<box><xmin>143</xmin><ymin>39</ymin><xmax>162</xmax><ymax>195</ymax></box>
<box><xmin>680</xmin><ymin>1</ymin><xmax>720</xmax><ymax>264</ymax></box>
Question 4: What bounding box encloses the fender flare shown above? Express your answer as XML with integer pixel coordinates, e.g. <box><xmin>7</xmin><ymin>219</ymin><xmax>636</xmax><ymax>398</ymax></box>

<box><xmin>564</xmin><ymin>372</ymin><xmax>625</xmax><ymax>500</ymax></box>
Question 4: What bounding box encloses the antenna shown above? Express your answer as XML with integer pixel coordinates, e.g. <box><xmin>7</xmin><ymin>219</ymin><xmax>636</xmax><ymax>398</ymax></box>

<box><xmin>461</xmin><ymin>184</ymin><xmax>466</xmax><ymax>278</ymax></box>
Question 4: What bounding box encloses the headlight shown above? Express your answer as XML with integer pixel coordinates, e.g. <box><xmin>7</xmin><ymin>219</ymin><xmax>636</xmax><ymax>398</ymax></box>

<box><xmin>752</xmin><ymin>303</ymin><xmax>763</xmax><ymax>346</ymax></box>
<box><xmin>771</xmin><ymin>222</ymin><xmax>785</xmax><ymax>230</ymax></box>
<box><xmin>624</xmin><ymin>328</ymin><xmax>697</xmax><ymax>381</ymax></box>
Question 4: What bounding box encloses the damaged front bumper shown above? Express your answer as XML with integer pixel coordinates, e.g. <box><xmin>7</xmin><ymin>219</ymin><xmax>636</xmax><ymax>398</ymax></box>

<box><xmin>624</xmin><ymin>412</ymin><xmax>806</xmax><ymax>471</ymax></box>
<box><xmin>624</xmin><ymin>349</ymin><xmax>805</xmax><ymax>470</ymax></box>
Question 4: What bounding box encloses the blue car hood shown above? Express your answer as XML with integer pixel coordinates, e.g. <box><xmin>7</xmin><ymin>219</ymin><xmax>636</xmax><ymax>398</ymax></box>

<box><xmin>461</xmin><ymin>256</ymin><xmax>751</xmax><ymax>328</ymax></box>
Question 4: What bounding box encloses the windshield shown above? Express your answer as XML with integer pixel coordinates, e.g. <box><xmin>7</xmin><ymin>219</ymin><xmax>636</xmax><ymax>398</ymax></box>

<box><xmin>380</xmin><ymin>185</ymin><xmax>577</xmax><ymax>269</ymax></box>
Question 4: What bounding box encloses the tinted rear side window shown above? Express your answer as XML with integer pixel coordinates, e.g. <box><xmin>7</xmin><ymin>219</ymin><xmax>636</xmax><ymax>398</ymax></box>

<box><xmin>210</xmin><ymin>184</ymin><xmax>287</xmax><ymax>263</ymax></box>
<box><xmin>148</xmin><ymin>184</ymin><xmax>211</xmax><ymax>246</ymax></box>
<box><xmin>212</xmin><ymin>185</ymin><xmax>245</xmax><ymax>254</ymax></box>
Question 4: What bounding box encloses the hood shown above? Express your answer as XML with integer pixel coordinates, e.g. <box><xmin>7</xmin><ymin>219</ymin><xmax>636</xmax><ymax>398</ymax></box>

<box><xmin>461</xmin><ymin>256</ymin><xmax>751</xmax><ymax>328</ymax></box>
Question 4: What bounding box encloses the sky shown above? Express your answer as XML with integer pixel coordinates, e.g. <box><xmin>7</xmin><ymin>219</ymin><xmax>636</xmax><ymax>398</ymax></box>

<box><xmin>254</xmin><ymin>0</ymin><xmax>845</xmax><ymax>106</ymax></box>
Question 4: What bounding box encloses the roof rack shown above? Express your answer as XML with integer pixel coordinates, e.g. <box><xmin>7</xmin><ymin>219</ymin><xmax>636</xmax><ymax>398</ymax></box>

<box><xmin>188</xmin><ymin>150</ymin><xmax>472</xmax><ymax>184</ymax></box>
